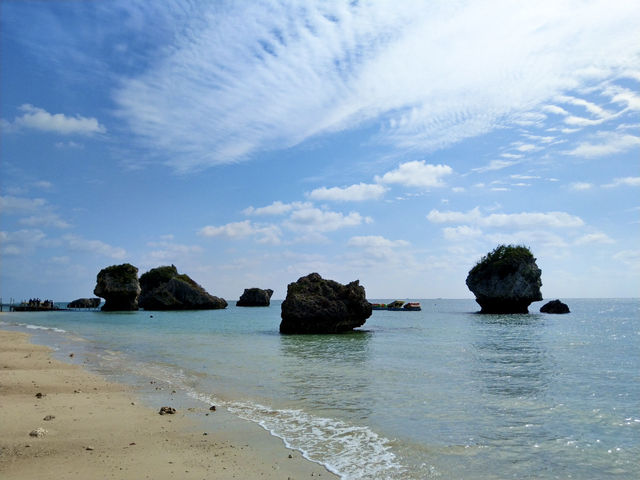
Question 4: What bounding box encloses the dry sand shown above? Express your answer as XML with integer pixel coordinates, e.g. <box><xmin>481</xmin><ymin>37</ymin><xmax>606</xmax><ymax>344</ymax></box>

<box><xmin>0</xmin><ymin>328</ymin><xmax>337</xmax><ymax>479</ymax></box>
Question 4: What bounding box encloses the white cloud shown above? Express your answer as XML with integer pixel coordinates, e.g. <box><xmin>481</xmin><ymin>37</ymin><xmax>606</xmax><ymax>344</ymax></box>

<box><xmin>565</xmin><ymin>132</ymin><xmax>640</xmax><ymax>157</ymax></box>
<box><xmin>110</xmin><ymin>1</ymin><xmax>640</xmax><ymax>171</ymax></box>
<box><xmin>62</xmin><ymin>234</ymin><xmax>126</xmax><ymax>259</ymax></box>
<box><xmin>284</xmin><ymin>207</ymin><xmax>370</xmax><ymax>233</ymax></box>
<box><xmin>570</xmin><ymin>182</ymin><xmax>594</xmax><ymax>191</ymax></box>
<box><xmin>0</xmin><ymin>195</ymin><xmax>47</xmax><ymax>214</ymax></box>
<box><xmin>347</xmin><ymin>235</ymin><xmax>410</xmax><ymax>261</ymax></box>
<box><xmin>198</xmin><ymin>220</ymin><xmax>282</xmax><ymax>244</ymax></box>
<box><xmin>427</xmin><ymin>207</ymin><xmax>585</xmax><ymax>229</ymax></box>
<box><xmin>574</xmin><ymin>232</ymin><xmax>615</xmax><ymax>245</ymax></box>
<box><xmin>348</xmin><ymin>235</ymin><xmax>409</xmax><ymax>249</ymax></box>
<box><xmin>603</xmin><ymin>176</ymin><xmax>640</xmax><ymax>188</ymax></box>
<box><xmin>0</xmin><ymin>229</ymin><xmax>47</xmax><ymax>256</ymax></box>
<box><xmin>0</xmin><ymin>195</ymin><xmax>70</xmax><ymax>229</ymax></box>
<box><xmin>376</xmin><ymin>161</ymin><xmax>452</xmax><ymax>188</ymax></box>
<box><xmin>12</xmin><ymin>104</ymin><xmax>105</xmax><ymax>135</ymax></box>
<box><xmin>243</xmin><ymin>201</ymin><xmax>311</xmax><ymax>216</ymax></box>
<box><xmin>19</xmin><ymin>213</ymin><xmax>71</xmax><ymax>229</ymax></box>
<box><xmin>443</xmin><ymin>225</ymin><xmax>483</xmax><ymax>241</ymax></box>
<box><xmin>308</xmin><ymin>183</ymin><xmax>387</xmax><ymax>202</ymax></box>
<box><xmin>472</xmin><ymin>159</ymin><xmax>518</xmax><ymax>173</ymax></box>
<box><xmin>543</xmin><ymin>104</ymin><xmax>570</xmax><ymax>116</ymax></box>
<box><xmin>613</xmin><ymin>249</ymin><xmax>640</xmax><ymax>270</ymax></box>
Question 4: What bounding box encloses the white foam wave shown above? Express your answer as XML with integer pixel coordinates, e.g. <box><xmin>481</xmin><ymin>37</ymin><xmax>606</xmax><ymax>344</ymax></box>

<box><xmin>7</xmin><ymin>322</ymin><xmax>67</xmax><ymax>333</ymax></box>
<box><xmin>187</xmin><ymin>390</ymin><xmax>406</xmax><ymax>479</ymax></box>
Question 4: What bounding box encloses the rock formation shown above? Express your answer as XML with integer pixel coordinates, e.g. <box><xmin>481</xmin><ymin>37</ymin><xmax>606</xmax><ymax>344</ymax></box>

<box><xmin>138</xmin><ymin>265</ymin><xmax>227</xmax><ymax>310</ymax></box>
<box><xmin>94</xmin><ymin>264</ymin><xmax>141</xmax><ymax>311</ymax></box>
<box><xmin>540</xmin><ymin>299</ymin><xmax>570</xmax><ymax>314</ymax></box>
<box><xmin>466</xmin><ymin>245</ymin><xmax>542</xmax><ymax>314</ymax></box>
<box><xmin>280</xmin><ymin>273</ymin><xmax>372</xmax><ymax>334</ymax></box>
<box><xmin>236</xmin><ymin>288</ymin><xmax>274</xmax><ymax>307</ymax></box>
<box><xmin>67</xmin><ymin>298</ymin><xmax>101</xmax><ymax>309</ymax></box>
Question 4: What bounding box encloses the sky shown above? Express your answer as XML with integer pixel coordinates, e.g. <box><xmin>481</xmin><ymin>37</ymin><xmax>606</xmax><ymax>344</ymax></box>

<box><xmin>1</xmin><ymin>0</ymin><xmax>639</xmax><ymax>302</ymax></box>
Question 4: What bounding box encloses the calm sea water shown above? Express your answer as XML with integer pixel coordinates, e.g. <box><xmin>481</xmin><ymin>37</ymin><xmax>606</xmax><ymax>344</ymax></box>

<box><xmin>2</xmin><ymin>298</ymin><xmax>639</xmax><ymax>479</ymax></box>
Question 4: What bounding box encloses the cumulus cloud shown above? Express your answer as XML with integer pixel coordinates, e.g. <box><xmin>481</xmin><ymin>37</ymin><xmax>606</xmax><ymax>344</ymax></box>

<box><xmin>347</xmin><ymin>235</ymin><xmax>410</xmax><ymax>260</ymax></box>
<box><xmin>284</xmin><ymin>207</ymin><xmax>371</xmax><ymax>233</ymax></box>
<box><xmin>199</xmin><ymin>220</ymin><xmax>282</xmax><ymax>244</ymax></box>
<box><xmin>11</xmin><ymin>104</ymin><xmax>106</xmax><ymax>135</ymax></box>
<box><xmin>308</xmin><ymin>183</ymin><xmax>387</xmax><ymax>202</ymax></box>
<box><xmin>376</xmin><ymin>161</ymin><xmax>452</xmax><ymax>188</ymax></box>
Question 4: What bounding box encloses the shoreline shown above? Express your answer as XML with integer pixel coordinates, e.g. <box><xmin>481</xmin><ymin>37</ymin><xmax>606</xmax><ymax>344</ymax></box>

<box><xmin>0</xmin><ymin>328</ymin><xmax>338</xmax><ymax>479</ymax></box>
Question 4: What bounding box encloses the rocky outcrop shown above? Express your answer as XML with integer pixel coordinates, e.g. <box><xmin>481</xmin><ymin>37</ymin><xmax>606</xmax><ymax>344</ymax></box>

<box><xmin>280</xmin><ymin>273</ymin><xmax>372</xmax><ymax>334</ymax></box>
<box><xmin>466</xmin><ymin>245</ymin><xmax>542</xmax><ymax>314</ymax></box>
<box><xmin>540</xmin><ymin>299</ymin><xmax>570</xmax><ymax>314</ymax></box>
<box><xmin>138</xmin><ymin>265</ymin><xmax>227</xmax><ymax>310</ymax></box>
<box><xmin>67</xmin><ymin>298</ymin><xmax>101</xmax><ymax>309</ymax></box>
<box><xmin>236</xmin><ymin>288</ymin><xmax>274</xmax><ymax>307</ymax></box>
<box><xmin>94</xmin><ymin>264</ymin><xmax>141</xmax><ymax>311</ymax></box>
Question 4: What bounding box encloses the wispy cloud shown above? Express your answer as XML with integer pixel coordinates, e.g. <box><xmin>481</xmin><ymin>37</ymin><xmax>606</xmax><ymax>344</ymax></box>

<box><xmin>62</xmin><ymin>234</ymin><xmax>126</xmax><ymax>259</ymax></box>
<box><xmin>566</xmin><ymin>132</ymin><xmax>640</xmax><ymax>158</ymax></box>
<box><xmin>108</xmin><ymin>0</ymin><xmax>640</xmax><ymax>171</ymax></box>
<box><xmin>427</xmin><ymin>207</ymin><xmax>585</xmax><ymax>229</ymax></box>
<box><xmin>602</xmin><ymin>176</ymin><xmax>640</xmax><ymax>188</ymax></box>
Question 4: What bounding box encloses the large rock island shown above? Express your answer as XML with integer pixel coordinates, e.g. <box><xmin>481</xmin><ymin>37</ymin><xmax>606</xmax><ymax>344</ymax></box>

<box><xmin>138</xmin><ymin>265</ymin><xmax>227</xmax><ymax>310</ymax></box>
<box><xmin>466</xmin><ymin>245</ymin><xmax>542</xmax><ymax>314</ymax></box>
<box><xmin>94</xmin><ymin>264</ymin><xmax>141</xmax><ymax>311</ymax></box>
<box><xmin>236</xmin><ymin>288</ymin><xmax>274</xmax><ymax>307</ymax></box>
<box><xmin>280</xmin><ymin>273</ymin><xmax>372</xmax><ymax>334</ymax></box>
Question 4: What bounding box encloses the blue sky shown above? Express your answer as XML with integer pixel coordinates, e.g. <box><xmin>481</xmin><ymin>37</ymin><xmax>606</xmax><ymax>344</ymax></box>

<box><xmin>1</xmin><ymin>0</ymin><xmax>639</xmax><ymax>302</ymax></box>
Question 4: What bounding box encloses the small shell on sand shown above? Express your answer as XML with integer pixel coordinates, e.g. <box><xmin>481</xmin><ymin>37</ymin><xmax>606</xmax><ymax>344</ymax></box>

<box><xmin>29</xmin><ymin>428</ymin><xmax>47</xmax><ymax>437</ymax></box>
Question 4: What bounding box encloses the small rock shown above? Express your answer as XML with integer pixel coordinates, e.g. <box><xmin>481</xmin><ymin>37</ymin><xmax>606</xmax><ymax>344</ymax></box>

<box><xmin>86</xmin><ymin>446</ymin><xmax>95</xmax><ymax>451</ymax></box>
<box><xmin>29</xmin><ymin>428</ymin><xmax>47</xmax><ymax>438</ymax></box>
<box><xmin>159</xmin><ymin>406</ymin><xmax>176</xmax><ymax>415</ymax></box>
<box><xmin>69</xmin><ymin>353</ymin><xmax>74</xmax><ymax>358</ymax></box>
<box><xmin>288</xmin><ymin>454</ymin><xmax>293</xmax><ymax>459</ymax></box>
<box><xmin>43</xmin><ymin>415</ymin><xmax>55</xmax><ymax>421</ymax></box>
<box><xmin>35</xmin><ymin>392</ymin><xmax>46</xmax><ymax>398</ymax></box>
<box><xmin>209</xmin><ymin>405</ymin><xmax>216</xmax><ymax>411</ymax></box>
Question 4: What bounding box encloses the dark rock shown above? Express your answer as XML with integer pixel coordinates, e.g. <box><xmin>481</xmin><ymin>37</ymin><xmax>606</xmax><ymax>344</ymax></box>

<box><xmin>236</xmin><ymin>288</ymin><xmax>274</xmax><ymax>307</ymax></box>
<box><xmin>159</xmin><ymin>406</ymin><xmax>176</xmax><ymax>415</ymax></box>
<box><xmin>94</xmin><ymin>264</ymin><xmax>141</xmax><ymax>311</ymax></box>
<box><xmin>466</xmin><ymin>245</ymin><xmax>542</xmax><ymax>314</ymax></box>
<box><xmin>67</xmin><ymin>298</ymin><xmax>101</xmax><ymax>309</ymax></box>
<box><xmin>540</xmin><ymin>299</ymin><xmax>570</xmax><ymax>314</ymax></box>
<box><xmin>139</xmin><ymin>265</ymin><xmax>227</xmax><ymax>310</ymax></box>
<box><xmin>279</xmin><ymin>273</ymin><xmax>372</xmax><ymax>334</ymax></box>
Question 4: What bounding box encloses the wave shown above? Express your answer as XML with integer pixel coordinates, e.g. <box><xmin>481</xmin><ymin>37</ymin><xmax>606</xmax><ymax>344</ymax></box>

<box><xmin>187</xmin><ymin>390</ymin><xmax>406</xmax><ymax>479</ymax></box>
<box><xmin>0</xmin><ymin>320</ymin><xmax>66</xmax><ymax>333</ymax></box>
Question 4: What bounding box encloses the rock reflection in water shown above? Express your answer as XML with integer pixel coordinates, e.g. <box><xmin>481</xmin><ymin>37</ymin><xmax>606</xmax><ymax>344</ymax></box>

<box><xmin>472</xmin><ymin>314</ymin><xmax>552</xmax><ymax>398</ymax></box>
<box><xmin>279</xmin><ymin>331</ymin><xmax>373</xmax><ymax>418</ymax></box>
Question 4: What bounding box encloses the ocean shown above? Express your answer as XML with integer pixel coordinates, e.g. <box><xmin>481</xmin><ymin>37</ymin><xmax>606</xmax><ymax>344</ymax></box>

<box><xmin>2</xmin><ymin>298</ymin><xmax>638</xmax><ymax>479</ymax></box>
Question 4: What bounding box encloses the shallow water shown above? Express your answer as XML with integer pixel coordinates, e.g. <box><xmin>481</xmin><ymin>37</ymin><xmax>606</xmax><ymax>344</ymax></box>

<box><xmin>2</xmin><ymin>298</ymin><xmax>639</xmax><ymax>479</ymax></box>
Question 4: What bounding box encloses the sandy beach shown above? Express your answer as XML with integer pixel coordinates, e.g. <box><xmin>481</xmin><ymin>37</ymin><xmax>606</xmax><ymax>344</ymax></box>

<box><xmin>0</xmin><ymin>328</ymin><xmax>337</xmax><ymax>479</ymax></box>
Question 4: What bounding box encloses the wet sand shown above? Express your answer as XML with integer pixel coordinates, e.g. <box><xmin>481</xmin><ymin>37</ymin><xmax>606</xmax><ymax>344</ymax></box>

<box><xmin>0</xmin><ymin>328</ymin><xmax>337</xmax><ymax>479</ymax></box>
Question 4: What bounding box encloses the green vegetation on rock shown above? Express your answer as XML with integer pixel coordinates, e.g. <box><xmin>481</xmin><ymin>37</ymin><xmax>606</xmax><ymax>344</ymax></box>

<box><xmin>469</xmin><ymin>244</ymin><xmax>535</xmax><ymax>279</ymax></box>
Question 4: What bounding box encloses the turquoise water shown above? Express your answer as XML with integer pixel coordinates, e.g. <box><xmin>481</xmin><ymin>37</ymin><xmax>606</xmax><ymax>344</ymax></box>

<box><xmin>2</xmin><ymin>298</ymin><xmax>639</xmax><ymax>479</ymax></box>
